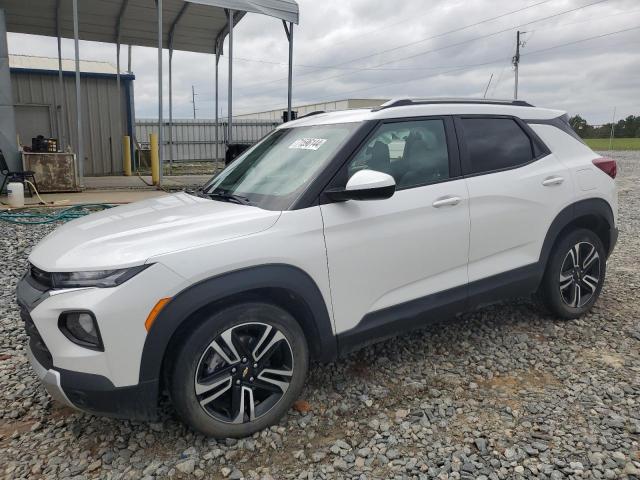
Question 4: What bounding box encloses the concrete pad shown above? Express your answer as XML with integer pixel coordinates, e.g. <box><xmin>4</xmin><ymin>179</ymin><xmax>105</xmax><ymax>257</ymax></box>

<box><xmin>0</xmin><ymin>175</ymin><xmax>210</xmax><ymax>209</ymax></box>
<box><xmin>83</xmin><ymin>175</ymin><xmax>210</xmax><ymax>190</ymax></box>
<box><xmin>1</xmin><ymin>189</ymin><xmax>168</xmax><ymax>209</ymax></box>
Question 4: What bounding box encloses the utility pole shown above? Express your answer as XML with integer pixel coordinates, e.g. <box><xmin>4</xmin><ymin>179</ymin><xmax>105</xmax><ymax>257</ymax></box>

<box><xmin>191</xmin><ymin>85</ymin><xmax>198</xmax><ymax>119</ymax></box>
<box><xmin>512</xmin><ymin>30</ymin><xmax>526</xmax><ymax>100</ymax></box>
<box><xmin>608</xmin><ymin>106</ymin><xmax>617</xmax><ymax>152</ymax></box>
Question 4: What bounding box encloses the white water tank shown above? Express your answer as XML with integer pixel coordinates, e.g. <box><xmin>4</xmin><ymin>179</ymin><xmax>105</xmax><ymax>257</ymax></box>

<box><xmin>7</xmin><ymin>180</ymin><xmax>24</xmax><ymax>208</ymax></box>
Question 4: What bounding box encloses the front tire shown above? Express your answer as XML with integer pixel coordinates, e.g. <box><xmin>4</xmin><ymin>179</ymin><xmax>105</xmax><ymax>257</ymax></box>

<box><xmin>169</xmin><ymin>302</ymin><xmax>309</xmax><ymax>438</ymax></box>
<box><xmin>539</xmin><ymin>228</ymin><xmax>606</xmax><ymax>319</ymax></box>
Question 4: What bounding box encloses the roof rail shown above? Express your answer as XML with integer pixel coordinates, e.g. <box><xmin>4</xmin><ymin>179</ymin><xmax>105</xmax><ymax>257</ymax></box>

<box><xmin>296</xmin><ymin>110</ymin><xmax>325</xmax><ymax>120</ymax></box>
<box><xmin>372</xmin><ymin>98</ymin><xmax>534</xmax><ymax>111</ymax></box>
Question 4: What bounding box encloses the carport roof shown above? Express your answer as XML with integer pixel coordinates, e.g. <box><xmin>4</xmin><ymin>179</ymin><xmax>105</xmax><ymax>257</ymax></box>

<box><xmin>2</xmin><ymin>0</ymin><xmax>299</xmax><ymax>54</ymax></box>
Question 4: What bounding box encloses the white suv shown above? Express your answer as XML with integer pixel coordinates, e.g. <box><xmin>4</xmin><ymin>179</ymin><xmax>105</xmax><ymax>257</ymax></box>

<box><xmin>18</xmin><ymin>98</ymin><xmax>618</xmax><ymax>438</ymax></box>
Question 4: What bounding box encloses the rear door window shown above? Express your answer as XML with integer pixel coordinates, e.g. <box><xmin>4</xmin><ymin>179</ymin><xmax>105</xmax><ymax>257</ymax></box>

<box><xmin>460</xmin><ymin>118</ymin><xmax>535</xmax><ymax>175</ymax></box>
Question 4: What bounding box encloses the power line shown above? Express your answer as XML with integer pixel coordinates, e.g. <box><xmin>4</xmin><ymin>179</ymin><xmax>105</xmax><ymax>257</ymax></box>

<box><xmin>236</xmin><ymin>24</ymin><xmax>639</xmax><ymax>114</ymax></box>
<box><xmin>520</xmin><ymin>24</ymin><xmax>639</xmax><ymax>57</ymax></box>
<box><xmin>332</xmin><ymin>25</ymin><xmax>640</xmax><ymax>99</ymax></box>
<box><xmin>201</xmin><ymin>58</ymin><xmax>513</xmax><ymax>106</ymax></box>
<box><xmin>228</xmin><ymin>57</ymin><xmax>528</xmax><ymax>72</ymax></box>
<box><xmin>300</xmin><ymin>0</ymin><xmax>556</xmax><ymax>73</ymax></box>
<box><xmin>235</xmin><ymin>0</ymin><xmax>557</xmax><ymax>90</ymax></box>
<box><xmin>310</xmin><ymin>0</ymin><xmax>553</xmax><ymax>46</ymax></box>
<box><xmin>234</xmin><ymin>57</ymin><xmax>512</xmax><ymax>114</ymax></box>
<box><xmin>318</xmin><ymin>0</ymin><xmax>612</xmax><ymax>84</ymax></box>
<box><xmin>231</xmin><ymin>56</ymin><xmax>511</xmax><ymax>72</ymax></box>
<box><xmin>232</xmin><ymin>6</ymin><xmax>640</xmax><ymax>76</ymax></box>
<box><xmin>244</xmin><ymin>0</ymin><xmax>613</xmax><ymax>96</ymax></box>
<box><xmin>231</xmin><ymin>6</ymin><xmax>640</xmax><ymax>73</ymax></box>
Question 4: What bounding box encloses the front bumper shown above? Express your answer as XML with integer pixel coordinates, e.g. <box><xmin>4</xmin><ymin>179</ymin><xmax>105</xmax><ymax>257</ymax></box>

<box><xmin>26</xmin><ymin>343</ymin><xmax>77</xmax><ymax>409</ymax></box>
<box><xmin>17</xmin><ymin>273</ymin><xmax>161</xmax><ymax>421</ymax></box>
<box><xmin>25</xmin><ymin>337</ymin><xmax>159</xmax><ymax>420</ymax></box>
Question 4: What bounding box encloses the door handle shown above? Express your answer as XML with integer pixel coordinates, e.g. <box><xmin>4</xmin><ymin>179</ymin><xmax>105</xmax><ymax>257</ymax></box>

<box><xmin>542</xmin><ymin>176</ymin><xmax>564</xmax><ymax>186</ymax></box>
<box><xmin>432</xmin><ymin>196</ymin><xmax>461</xmax><ymax>208</ymax></box>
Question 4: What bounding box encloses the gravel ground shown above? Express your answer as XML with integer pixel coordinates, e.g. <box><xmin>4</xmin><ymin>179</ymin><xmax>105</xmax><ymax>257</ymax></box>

<box><xmin>1</xmin><ymin>152</ymin><xmax>638</xmax><ymax>480</ymax></box>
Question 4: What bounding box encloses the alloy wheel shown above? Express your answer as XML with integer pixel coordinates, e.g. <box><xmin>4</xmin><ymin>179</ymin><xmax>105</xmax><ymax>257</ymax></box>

<box><xmin>559</xmin><ymin>241</ymin><xmax>601</xmax><ymax>308</ymax></box>
<box><xmin>194</xmin><ymin>322</ymin><xmax>294</xmax><ymax>424</ymax></box>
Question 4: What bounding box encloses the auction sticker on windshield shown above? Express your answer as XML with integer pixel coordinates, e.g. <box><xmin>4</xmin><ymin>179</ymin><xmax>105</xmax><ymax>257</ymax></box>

<box><xmin>289</xmin><ymin>138</ymin><xmax>327</xmax><ymax>150</ymax></box>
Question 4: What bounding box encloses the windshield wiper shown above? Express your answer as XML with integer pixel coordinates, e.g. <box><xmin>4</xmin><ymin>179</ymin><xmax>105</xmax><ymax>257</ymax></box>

<box><xmin>185</xmin><ymin>186</ymin><xmax>210</xmax><ymax>199</ymax></box>
<box><xmin>206</xmin><ymin>190</ymin><xmax>252</xmax><ymax>205</ymax></box>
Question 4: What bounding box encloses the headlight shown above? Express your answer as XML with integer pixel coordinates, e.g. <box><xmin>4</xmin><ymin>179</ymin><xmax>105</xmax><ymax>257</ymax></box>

<box><xmin>47</xmin><ymin>265</ymin><xmax>150</xmax><ymax>288</ymax></box>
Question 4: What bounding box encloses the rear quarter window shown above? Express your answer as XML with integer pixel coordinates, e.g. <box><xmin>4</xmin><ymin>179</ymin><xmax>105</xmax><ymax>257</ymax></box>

<box><xmin>528</xmin><ymin>115</ymin><xmax>586</xmax><ymax>144</ymax></box>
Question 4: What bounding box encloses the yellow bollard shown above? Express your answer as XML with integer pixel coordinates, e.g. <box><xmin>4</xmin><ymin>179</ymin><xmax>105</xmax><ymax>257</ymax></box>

<box><xmin>123</xmin><ymin>136</ymin><xmax>132</xmax><ymax>176</ymax></box>
<box><xmin>150</xmin><ymin>133</ymin><xmax>159</xmax><ymax>185</ymax></box>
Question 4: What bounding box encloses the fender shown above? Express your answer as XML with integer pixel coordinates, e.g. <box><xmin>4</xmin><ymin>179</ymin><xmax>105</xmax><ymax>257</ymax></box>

<box><xmin>138</xmin><ymin>264</ymin><xmax>337</xmax><ymax>384</ymax></box>
<box><xmin>538</xmin><ymin>197</ymin><xmax>615</xmax><ymax>270</ymax></box>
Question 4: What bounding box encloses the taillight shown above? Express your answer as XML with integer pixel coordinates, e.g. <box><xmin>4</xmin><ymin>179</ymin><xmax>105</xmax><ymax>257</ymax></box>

<box><xmin>592</xmin><ymin>157</ymin><xmax>617</xmax><ymax>179</ymax></box>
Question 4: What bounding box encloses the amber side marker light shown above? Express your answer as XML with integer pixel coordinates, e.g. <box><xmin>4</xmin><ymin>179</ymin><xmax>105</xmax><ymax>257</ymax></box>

<box><xmin>145</xmin><ymin>297</ymin><xmax>171</xmax><ymax>331</ymax></box>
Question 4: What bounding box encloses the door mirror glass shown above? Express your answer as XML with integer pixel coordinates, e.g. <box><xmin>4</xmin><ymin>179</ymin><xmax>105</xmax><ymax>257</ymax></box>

<box><xmin>326</xmin><ymin>169</ymin><xmax>396</xmax><ymax>201</ymax></box>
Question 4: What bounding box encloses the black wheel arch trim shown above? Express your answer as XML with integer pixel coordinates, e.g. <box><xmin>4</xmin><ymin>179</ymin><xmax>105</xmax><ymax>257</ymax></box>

<box><xmin>538</xmin><ymin>197</ymin><xmax>615</xmax><ymax>268</ymax></box>
<box><xmin>139</xmin><ymin>264</ymin><xmax>337</xmax><ymax>384</ymax></box>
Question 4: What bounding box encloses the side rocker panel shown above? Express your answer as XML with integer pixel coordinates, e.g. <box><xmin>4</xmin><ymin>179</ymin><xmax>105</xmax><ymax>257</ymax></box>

<box><xmin>139</xmin><ymin>264</ymin><xmax>337</xmax><ymax>384</ymax></box>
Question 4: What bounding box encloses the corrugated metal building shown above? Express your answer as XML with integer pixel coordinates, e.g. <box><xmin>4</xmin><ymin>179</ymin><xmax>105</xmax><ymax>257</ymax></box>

<box><xmin>9</xmin><ymin>54</ymin><xmax>134</xmax><ymax>176</ymax></box>
<box><xmin>233</xmin><ymin>98</ymin><xmax>388</xmax><ymax>121</ymax></box>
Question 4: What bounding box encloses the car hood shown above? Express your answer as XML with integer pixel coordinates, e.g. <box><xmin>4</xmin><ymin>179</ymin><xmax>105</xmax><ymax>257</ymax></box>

<box><xmin>29</xmin><ymin>192</ymin><xmax>281</xmax><ymax>271</ymax></box>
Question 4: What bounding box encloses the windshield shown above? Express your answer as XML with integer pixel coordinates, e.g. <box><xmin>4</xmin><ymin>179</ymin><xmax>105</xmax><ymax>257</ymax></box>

<box><xmin>203</xmin><ymin>123</ymin><xmax>359</xmax><ymax>210</ymax></box>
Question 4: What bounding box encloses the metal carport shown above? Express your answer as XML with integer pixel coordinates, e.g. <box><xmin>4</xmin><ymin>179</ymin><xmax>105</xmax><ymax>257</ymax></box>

<box><xmin>0</xmin><ymin>0</ymin><xmax>299</xmax><ymax>186</ymax></box>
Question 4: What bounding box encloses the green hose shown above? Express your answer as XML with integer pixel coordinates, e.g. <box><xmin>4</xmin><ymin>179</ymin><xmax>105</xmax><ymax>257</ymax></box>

<box><xmin>0</xmin><ymin>204</ymin><xmax>115</xmax><ymax>225</ymax></box>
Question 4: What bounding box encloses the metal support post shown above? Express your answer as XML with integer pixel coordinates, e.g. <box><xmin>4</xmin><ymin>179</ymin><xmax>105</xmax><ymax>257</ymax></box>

<box><xmin>283</xmin><ymin>20</ymin><xmax>293</xmax><ymax>122</ymax></box>
<box><xmin>168</xmin><ymin>47</ymin><xmax>174</xmax><ymax>173</ymax></box>
<box><xmin>72</xmin><ymin>0</ymin><xmax>84</xmax><ymax>183</ymax></box>
<box><xmin>227</xmin><ymin>9</ymin><xmax>233</xmax><ymax>144</ymax></box>
<box><xmin>157</xmin><ymin>0</ymin><xmax>164</xmax><ymax>185</ymax></box>
<box><xmin>214</xmin><ymin>50</ymin><xmax>220</xmax><ymax>162</ymax></box>
<box><xmin>56</xmin><ymin>0</ymin><xmax>67</xmax><ymax>150</ymax></box>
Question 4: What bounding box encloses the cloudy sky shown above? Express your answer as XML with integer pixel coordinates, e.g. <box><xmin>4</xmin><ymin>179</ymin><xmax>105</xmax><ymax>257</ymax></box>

<box><xmin>7</xmin><ymin>0</ymin><xmax>640</xmax><ymax>123</ymax></box>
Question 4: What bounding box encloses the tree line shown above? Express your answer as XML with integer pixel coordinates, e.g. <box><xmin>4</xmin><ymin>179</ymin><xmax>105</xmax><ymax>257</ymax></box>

<box><xmin>569</xmin><ymin>114</ymin><xmax>640</xmax><ymax>139</ymax></box>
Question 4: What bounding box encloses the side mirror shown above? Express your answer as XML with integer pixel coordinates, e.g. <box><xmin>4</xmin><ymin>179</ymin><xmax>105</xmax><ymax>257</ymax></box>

<box><xmin>326</xmin><ymin>169</ymin><xmax>396</xmax><ymax>201</ymax></box>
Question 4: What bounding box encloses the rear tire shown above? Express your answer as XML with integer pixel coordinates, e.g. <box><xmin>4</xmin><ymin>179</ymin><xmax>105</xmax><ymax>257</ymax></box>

<box><xmin>539</xmin><ymin>228</ymin><xmax>606</xmax><ymax>319</ymax></box>
<box><xmin>169</xmin><ymin>302</ymin><xmax>308</xmax><ymax>438</ymax></box>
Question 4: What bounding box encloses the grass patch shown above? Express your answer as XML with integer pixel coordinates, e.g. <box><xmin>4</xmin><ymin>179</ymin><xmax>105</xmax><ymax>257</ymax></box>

<box><xmin>584</xmin><ymin>138</ymin><xmax>640</xmax><ymax>151</ymax></box>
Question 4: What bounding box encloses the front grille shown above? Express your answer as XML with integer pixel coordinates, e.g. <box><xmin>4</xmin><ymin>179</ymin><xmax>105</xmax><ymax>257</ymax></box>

<box><xmin>29</xmin><ymin>264</ymin><xmax>53</xmax><ymax>290</ymax></box>
<box><xmin>19</xmin><ymin>304</ymin><xmax>53</xmax><ymax>370</ymax></box>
